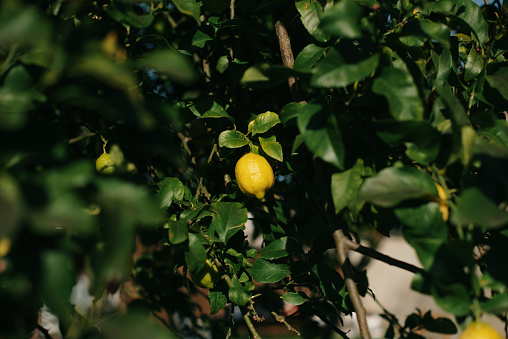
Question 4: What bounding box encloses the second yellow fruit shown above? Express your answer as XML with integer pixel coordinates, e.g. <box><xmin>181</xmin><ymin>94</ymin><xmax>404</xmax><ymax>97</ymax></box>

<box><xmin>460</xmin><ymin>321</ymin><xmax>503</xmax><ymax>339</ymax></box>
<box><xmin>96</xmin><ymin>153</ymin><xmax>115</xmax><ymax>174</ymax></box>
<box><xmin>235</xmin><ymin>153</ymin><xmax>274</xmax><ymax>199</ymax></box>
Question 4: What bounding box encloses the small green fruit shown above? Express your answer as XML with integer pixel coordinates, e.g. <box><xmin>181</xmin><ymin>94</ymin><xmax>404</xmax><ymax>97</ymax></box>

<box><xmin>96</xmin><ymin>153</ymin><xmax>115</xmax><ymax>174</ymax></box>
<box><xmin>191</xmin><ymin>259</ymin><xmax>220</xmax><ymax>289</ymax></box>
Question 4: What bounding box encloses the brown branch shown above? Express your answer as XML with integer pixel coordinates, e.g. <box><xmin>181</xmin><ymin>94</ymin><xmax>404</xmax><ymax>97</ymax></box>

<box><xmin>334</xmin><ymin>229</ymin><xmax>372</xmax><ymax>339</ymax></box>
<box><xmin>36</xmin><ymin>324</ymin><xmax>52</xmax><ymax>339</ymax></box>
<box><xmin>274</xmin><ymin>18</ymin><xmax>299</xmax><ymax>101</ymax></box>
<box><xmin>344</xmin><ymin>239</ymin><xmax>422</xmax><ymax>274</ymax></box>
<box><xmin>313</xmin><ymin>157</ymin><xmax>372</xmax><ymax>339</ymax></box>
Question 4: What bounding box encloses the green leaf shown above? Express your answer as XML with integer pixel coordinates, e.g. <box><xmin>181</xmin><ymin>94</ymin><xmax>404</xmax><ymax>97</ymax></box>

<box><xmin>210</xmin><ymin>202</ymin><xmax>248</xmax><ymax>243</ymax></box>
<box><xmin>375</xmin><ymin>121</ymin><xmax>441</xmax><ymax>165</ymax></box>
<box><xmin>430</xmin><ymin>280</ymin><xmax>471</xmax><ymax>317</ymax></box>
<box><xmin>240</xmin><ymin>63</ymin><xmax>296</xmax><ymax>89</ymax></box>
<box><xmin>249</xmin><ymin>111</ymin><xmax>281</xmax><ymax>136</ymax></box>
<box><xmin>0</xmin><ymin>65</ymin><xmax>46</xmax><ymax>130</ymax></box>
<box><xmin>228</xmin><ymin>277</ymin><xmax>251</xmax><ymax>306</ymax></box>
<box><xmin>138</xmin><ymin>49</ymin><xmax>196</xmax><ymax>84</ymax></box>
<box><xmin>106</xmin><ymin>4</ymin><xmax>154</xmax><ymax>28</ymax></box>
<box><xmin>372</xmin><ymin>67</ymin><xmax>424</xmax><ymax>121</ymax></box>
<box><xmin>279</xmin><ymin>102</ymin><xmax>305</xmax><ymax>124</ymax></box>
<box><xmin>331</xmin><ymin>158</ymin><xmax>364</xmax><ymax>214</ymax></box>
<box><xmin>423</xmin><ymin>312</ymin><xmax>457</xmax><ymax>334</ymax></box>
<box><xmin>358</xmin><ymin>167</ymin><xmax>436</xmax><ymax>207</ymax></box>
<box><xmin>259</xmin><ymin>136</ymin><xmax>283</xmax><ymax>162</ymax></box>
<box><xmin>157</xmin><ymin>177</ymin><xmax>189</xmax><ymax>209</ymax></box>
<box><xmin>281</xmin><ymin>291</ymin><xmax>309</xmax><ymax>306</ymax></box>
<box><xmin>185</xmin><ymin>233</ymin><xmax>207</xmax><ymax>272</ymax></box>
<box><xmin>293</xmin><ymin>44</ymin><xmax>326</xmax><ymax>73</ymax></box>
<box><xmin>192</xmin><ymin>30</ymin><xmax>213</xmax><ymax>48</ymax></box>
<box><xmin>297</xmin><ymin>102</ymin><xmax>345</xmax><ymax>169</ymax></box>
<box><xmin>295</xmin><ymin>0</ymin><xmax>331</xmax><ymax>43</ymax></box>
<box><xmin>168</xmin><ymin>219</ymin><xmax>189</xmax><ymax>245</ymax></box>
<box><xmin>480</xmin><ymin>292</ymin><xmax>508</xmax><ymax>315</ymax></box>
<box><xmin>311</xmin><ymin>48</ymin><xmax>379</xmax><ymax>88</ymax></box>
<box><xmin>209</xmin><ymin>290</ymin><xmax>228</xmax><ymax>315</ymax></box>
<box><xmin>464</xmin><ymin>47</ymin><xmax>484</xmax><ymax>82</ymax></box>
<box><xmin>486</xmin><ymin>67</ymin><xmax>508</xmax><ymax>101</ymax></box>
<box><xmin>251</xmin><ymin>258</ymin><xmax>290</xmax><ymax>283</ymax></box>
<box><xmin>259</xmin><ymin>237</ymin><xmax>289</xmax><ymax>260</ymax></box>
<box><xmin>41</xmin><ymin>251</ymin><xmax>75</xmax><ymax>326</ymax></box>
<box><xmin>189</xmin><ymin>97</ymin><xmax>234</xmax><ymax>123</ymax></box>
<box><xmin>451</xmin><ymin>188</ymin><xmax>508</xmax><ymax>229</ymax></box>
<box><xmin>319</xmin><ymin>0</ymin><xmax>364</xmax><ymax>39</ymax></box>
<box><xmin>218</xmin><ymin>130</ymin><xmax>250</xmax><ymax>148</ymax></box>
<box><xmin>395</xmin><ymin>202</ymin><xmax>447</xmax><ymax>269</ymax></box>
<box><xmin>172</xmin><ymin>0</ymin><xmax>201</xmax><ymax>24</ymax></box>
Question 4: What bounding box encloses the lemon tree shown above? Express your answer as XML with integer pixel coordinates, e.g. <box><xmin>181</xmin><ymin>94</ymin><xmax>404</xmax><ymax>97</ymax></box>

<box><xmin>1</xmin><ymin>0</ymin><xmax>508</xmax><ymax>338</ymax></box>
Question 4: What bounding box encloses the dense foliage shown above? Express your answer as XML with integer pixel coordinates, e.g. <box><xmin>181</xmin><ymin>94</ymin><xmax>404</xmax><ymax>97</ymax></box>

<box><xmin>1</xmin><ymin>0</ymin><xmax>508</xmax><ymax>338</ymax></box>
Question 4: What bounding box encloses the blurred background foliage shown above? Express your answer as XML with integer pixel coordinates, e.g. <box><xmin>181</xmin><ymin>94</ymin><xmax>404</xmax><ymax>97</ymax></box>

<box><xmin>0</xmin><ymin>0</ymin><xmax>508</xmax><ymax>338</ymax></box>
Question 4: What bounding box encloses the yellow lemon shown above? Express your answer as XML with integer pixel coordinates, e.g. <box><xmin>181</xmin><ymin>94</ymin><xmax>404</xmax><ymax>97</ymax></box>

<box><xmin>191</xmin><ymin>259</ymin><xmax>220</xmax><ymax>289</ymax></box>
<box><xmin>96</xmin><ymin>153</ymin><xmax>115</xmax><ymax>174</ymax></box>
<box><xmin>235</xmin><ymin>153</ymin><xmax>274</xmax><ymax>199</ymax></box>
<box><xmin>460</xmin><ymin>321</ymin><xmax>503</xmax><ymax>339</ymax></box>
<box><xmin>435</xmin><ymin>183</ymin><xmax>449</xmax><ymax>222</ymax></box>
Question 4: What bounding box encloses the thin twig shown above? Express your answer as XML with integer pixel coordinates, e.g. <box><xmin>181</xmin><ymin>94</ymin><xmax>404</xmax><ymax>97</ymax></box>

<box><xmin>344</xmin><ymin>239</ymin><xmax>422</xmax><ymax>274</ymax></box>
<box><xmin>271</xmin><ymin>312</ymin><xmax>301</xmax><ymax>336</ymax></box>
<box><xmin>311</xmin><ymin>309</ymin><xmax>349</xmax><ymax>339</ymax></box>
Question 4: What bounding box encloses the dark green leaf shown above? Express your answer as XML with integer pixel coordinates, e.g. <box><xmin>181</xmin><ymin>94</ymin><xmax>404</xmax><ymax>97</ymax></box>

<box><xmin>168</xmin><ymin>220</ymin><xmax>189</xmax><ymax>245</ymax></box>
<box><xmin>192</xmin><ymin>30</ymin><xmax>213</xmax><ymax>48</ymax></box>
<box><xmin>138</xmin><ymin>50</ymin><xmax>196</xmax><ymax>84</ymax></box>
<box><xmin>486</xmin><ymin>67</ymin><xmax>508</xmax><ymax>100</ymax></box>
<box><xmin>210</xmin><ymin>202</ymin><xmax>248</xmax><ymax>243</ymax></box>
<box><xmin>279</xmin><ymin>102</ymin><xmax>305</xmax><ymax>124</ymax></box>
<box><xmin>480</xmin><ymin>292</ymin><xmax>508</xmax><ymax>315</ymax></box>
<box><xmin>296</xmin><ymin>0</ymin><xmax>331</xmax><ymax>43</ymax></box>
<box><xmin>189</xmin><ymin>97</ymin><xmax>234</xmax><ymax>123</ymax></box>
<box><xmin>464</xmin><ymin>47</ymin><xmax>484</xmax><ymax>82</ymax></box>
<box><xmin>319</xmin><ymin>0</ymin><xmax>364</xmax><ymax>39</ymax></box>
<box><xmin>372</xmin><ymin>67</ymin><xmax>424</xmax><ymax>121</ymax></box>
<box><xmin>423</xmin><ymin>312</ymin><xmax>457</xmax><ymax>334</ymax></box>
<box><xmin>251</xmin><ymin>258</ymin><xmax>290</xmax><ymax>283</ymax></box>
<box><xmin>229</xmin><ymin>277</ymin><xmax>251</xmax><ymax>306</ymax></box>
<box><xmin>157</xmin><ymin>177</ymin><xmax>189</xmax><ymax>209</ymax></box>
<box><xmin>172</xmin><ymin>0</ymin><xmax>201</xmax><ymax>24</ymax></box>
<box><xmin>0</xmin><ymin>65</ymin><xmax>46</xmax><ymax>130</ymax></box>
<box><xmin>451</xmin><ymin>188</ymin><xmax>508</xmax><ymax>229</ymax></box>
<box><xmin>185</xmin><ymin>233</ymin><xmax>207</xmax><ymax>272</ymax></box>
<box><xmin>293</xmin><ymin>44</ymin><xmax>326</xmax><ymax>73</ymax></box>
<box><xmin>259</xmin><ymin>136</ymin><xmax>283</xmax><ymax>162</ymax></box>
<box><xmin>331</xmin><ymin>158</ymin><xmax>364</xmax><ymax>213</ymax></box>
<box><xmin>260</xmin><ymin>237</ymin><xmax>289</xmax><ymax>260</ymax></box>
<box><xmin>297</xmin><ymin>102</ymin><xmax>345</xmax><ymax>169</ymax></box>
<box><xmin>249</xmin><ymin>111</ymin><xmax>281</xmax><ymax>136</ymax></box>
<box><xmin>312</xmin><ymin>48</ymin><xmax>379</xmax><ymax>88</ymax></box>
<box><xmin>209</xmin><ymin>290</ymin><xmax>228</xmax><ymax>315</ymax></box>
<box><xmin>281</xmin><ymin>291</ymin><xmax>309</xmax><ymax>305</ymax></box>
<box><xmin>359</xmin><ymin>167</ymin><xmax>436</xmax><ymax>208</ymax></box>
<box><xmin>218</xmin><ymin>130</ymin><xmax>250</xmax><ymax>148</ymax></box>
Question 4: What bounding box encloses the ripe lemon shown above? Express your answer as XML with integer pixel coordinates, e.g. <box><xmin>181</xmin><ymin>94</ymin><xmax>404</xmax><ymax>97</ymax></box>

<box><xmin>191</xmin><ymin>259</ymin><xmax>220</xmax><ymax>289</ymax></box>
<box><xmin>460</xmin><ymin>321</ymin><xmax>503</xmax><ymax>339</ymax></box>
<box><xmin>235</xmin><ymin>153</ymin><xmax>274</xmax><ymax>199</ymax></box>
<box><xmin>435</xmin><ymin>183</ymin><xmax>449</xmax><ymax>221</ymax></box>
<box><xmin>96</xmin><ymin>153</ymin><xmax>115</xmax><ymax>174</ymax></box>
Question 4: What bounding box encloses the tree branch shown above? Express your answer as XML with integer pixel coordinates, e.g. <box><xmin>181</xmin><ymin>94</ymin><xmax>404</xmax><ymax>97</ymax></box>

<box><xmin>274</xmin><ymin>18</ymin><xmax>299</xmax><ymax>101</ymax></box>
<box><xmin>313</xmin><ymin>157</ymin><xmax>372</xmax><ymax>339</ymax></box>
<box><xmin>344</xmin><ymin>238</ymin><xmax>422</xmax><ymax>274</ymax></box>
<box><xmin>36</xmin><ymin>324</ymin><xmax>52</xmax><ymax>339</ymax></box>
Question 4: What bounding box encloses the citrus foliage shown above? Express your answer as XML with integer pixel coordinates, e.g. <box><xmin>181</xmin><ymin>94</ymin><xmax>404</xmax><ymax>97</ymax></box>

<box><xmin>1</xmin><ymin>0</ymin><xmax>508</xmax><ymax>338</ymax></box>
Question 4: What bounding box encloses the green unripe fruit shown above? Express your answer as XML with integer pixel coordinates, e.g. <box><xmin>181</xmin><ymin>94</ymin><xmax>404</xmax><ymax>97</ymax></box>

<box><xmin>96</xmin><ymin>153</ymin><xmax>115</xmax><ymax>174</ymax></box>
<box><xmin>191</xmin><ymin>259</ymin><xmax>221</xmax><ymax>289</ymax></box>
